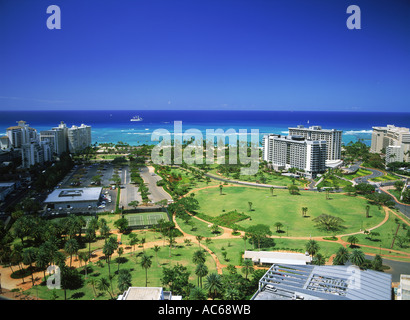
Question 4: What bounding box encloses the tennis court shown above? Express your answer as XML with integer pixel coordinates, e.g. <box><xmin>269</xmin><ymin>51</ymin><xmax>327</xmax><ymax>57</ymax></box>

<box><xmin>126</xmin><ymin>212</ymin><xmax>168</xmax><ymax>228</ymax></box>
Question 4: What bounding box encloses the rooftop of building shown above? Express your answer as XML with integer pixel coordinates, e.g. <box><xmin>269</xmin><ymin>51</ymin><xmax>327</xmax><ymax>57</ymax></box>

<box><xmin>289</xmin><ymin>125</ymin><xmax>342</xmax><ymax>132</ymax></box>
<box><xmin>120</xmin><ymin>287</ymin><xmax>163</xmax><ymax>300</ymax></box>
<box><xmin>44</xmin><ymin>187</ymin><xmax>102</xmax><ymax>203</ymax></box>
<box><xmin>373</xmin><ymin>124</ymin><xmax>410</xmax><ymax>132</ymax></box>
<box><xmin>252</xmin><ymin>264</ymin><xmax>392</xmax><ymax>300</ymax></box>
<box><xmin>244</xmin><ymin>251</ymin><xmax>312</xmax><ymax>265</ymax></box>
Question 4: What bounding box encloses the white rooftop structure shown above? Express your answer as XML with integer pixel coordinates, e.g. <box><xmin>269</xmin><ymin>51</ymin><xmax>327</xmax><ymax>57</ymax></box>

<box><xmin>244</xmin><ymin>251</ymin><xmax>312</xmax><ymax>265</ymax></box>
<box><xmin>45</xmin><ymin>187</ymin><xmax>102</xmax><ymax>203</ymax></box>
<box><xmin>252</xmin><ymin>264</ymin><xmax>392</xmax><ymax>300</ymax></box>
<box><xmin>117</xmin><ymin>287</ymin><xmax>182</xmax><ymax>300</ymax></box>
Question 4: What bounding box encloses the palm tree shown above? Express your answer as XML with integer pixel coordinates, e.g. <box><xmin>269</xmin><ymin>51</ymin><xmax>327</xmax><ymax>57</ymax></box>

<box><xmin>241</xmin><ymin>259</ymin><xmax>254</xmax><ymax>280</ymax></box>
<box><xmin>349</xmin><ymin>249</ymin><xmax>365</xmax><ymax>268</ymax></box>
<box><xmin>219</xmin><ymin>184</ymin><xmax>223</xmax><ymax>195</ymax></box>
<box><xmin>204</xmin><ymin>273</ymin><xmax>223</xmax><ymax>300</ymax></box>
<box><xmin>140</xmin><ymin>254</ymin><xmax>152</xmax><ymax>287</ymax></box>
<box><xmin>78</xmin><ymin>251</ymin><xmax>90</xmax><ymax>278</ymax></box>
<box><xmin>97</xmin><ymin>277</ymin><xmax>113</xmax><ymax>299</ymax></box>
<box><xmin>87</xmin><ymin>278</ymin><xmax>98</xmax><ymax>298</ymax></box>
<box><xmin>302</xmin><ymin>207</ymin><xmax>308</xmax><ymax>217</ymax></box>
<box><xmin>103</xmin><ymin>238</ymin><xmax>117</xmax><ymax>277</ymax></box>
<box><xmin>22</xmin><ymin>247</ymin><xmax>37</xmax><ymax>286</ymax></box>
<box><xmin>270</xmin><ymin>186</ymin><xmax>274</xmax><ymax>196</ymax></box>
<box><xmin>192</xmin><ymin>250</ymin><xmax>206</xmax><ymax>265</ymax></box>
<box><xmin>224</xmin><ymin>287</ymin><xmax>241</xmax><ymax>300</ymax></box>
<box><xmin>189</xmin><ymin>287</ymin><xmax>207</xmax><ymax>300</ymax></box>
<box><xmin>196</xmin><ymin>235</ymin><xmax>203</xmax><ymax>248</ymax></box>
<box><xmin>117</xmin><ymin>269</ymin><xmax>132</xmax><ymax>293</ymax></box>
<box><xmin>195</xmin><ymin>263</ymin><xmax>208</xmax><ymax>288</ymax></box>
<box><xmin>274</xmin><ymin>222</ymin><xmax>284</xmax><ymax>233</ymax></box>
<box><xmin>64</xmin><ymin>238</ymin><xmax>79</xmax><ymax>267</ymax></box>
<box><xmin>333</xmin><ymin>247</ymin><xmax>350</xmax><ymax>265</ymax></box>
<box><xmin>85</xmin><ymin>227</ymin><xmax>96</xmax><ymax>258</ymax></box>
<box><xmin>241</xmin><ymin>234</ymin><xmax>248</xmax><ymax>252</ymax></box>
<box><xmin>347</xmin><ymin>235</ymin><xmax>359</xmax><ymax>248</ymax></box>
<box><xmin>313</xmin><ymin>253</ymin><xmax>326</xmax><ymax>266</ymax></box>
<box><xmin>248</xmin><ymin>202</ymin><xmax>253</xmax><ymax>211</ymax></box>
<box><xmin>305</xmin><ymin>240</ymin><xmax>320</xmax><ymax>259</ymax></box>
<box><xmin>116</xmin><ymin>247</ymin><xmax>124</xmax><ymax>273</ymax></box>
<box><xmin>365</xmin><ymin>205</ymin><xmax>370</xmax><ymax>218</ymax></box>
<box><xmin>153</xmin><ymin>245</ymin><xmax>161</xmax><ymax>266</ymax></box>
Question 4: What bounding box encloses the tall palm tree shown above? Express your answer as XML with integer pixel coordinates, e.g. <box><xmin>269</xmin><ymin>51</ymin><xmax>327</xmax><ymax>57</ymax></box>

<box><xmin>195</xmin><ymin>263</ymin><xmax>208</xmax><ymax>288</ymax></box>
<box><xmin>241</xmin><ymin>234</ymin><xmax>248</xmax><ymax>252</ymax></box>
<box><xmin>196</xmin><ymin>235</ymin><xmax>203</xmax><ymax>248</ymax></box>
<box><xmin>204</xmin><ymin>273</ymin><xmax>223</xmax><ymax>300</ymax></box>
<box><xmin>78</xmin><ymin>251</ymin><xmax>89</xmax><ymax>278</ymax></box>
<box><xmin>241</xmin><ymin>259</ymin><xmax>254</xmax><ymax>280</ymax></box>
<box><xmin>87</xmin><ymin>278</ymin><xmax>98</xmax><ymax>298</ymax></box>
<box><xmin>153</xmin><ymin>245</ymin><xmax>161</xmax><ymax>266</ymax></box>
<box><xmin>103</xmin><ymin>237</ymin><xmax>118</xmax><ymax>279</ymax></box>
<box><xmin>22</xmin><ymin>247</ymin><xmax>37</xmax><ymax>286</ymax></box>
<box><xmin>97</xmin><ymin>277</ymin><xmax>113</xmax><ymax>299</ymax></box>
<box><xmin>64</xmin><ymin>238</ymin><xmax>79</xmax><ymax>267</ymax></box>
<box><xmin>140</xmin><ymin>254</ymin><xmax>152</xmax><ymax>287</ymax></box>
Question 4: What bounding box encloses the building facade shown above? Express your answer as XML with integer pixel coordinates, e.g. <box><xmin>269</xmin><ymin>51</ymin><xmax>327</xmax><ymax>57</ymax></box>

<box><xmin>262</xmin><ymin>134</ymin><xmax>327</xmax><ymax>178</ymax></box>
<box><xmin>6</xmin><ymin>120</ymin><xmax>37</xmax><ymax>149</ymax></box>
<box><xmin>67</xmin><ymin>124</ymin><xmax>92</xmax><ymax>153</ymax></box>
<box><xmin>371</xmin><ymin>125</ymin><xmax>410</xmax><ymax>162</ymax></box>
<box><xmin>288</xmin><ymin>125</ymin><xmax>342</xmax><ymax>161</ymax></box>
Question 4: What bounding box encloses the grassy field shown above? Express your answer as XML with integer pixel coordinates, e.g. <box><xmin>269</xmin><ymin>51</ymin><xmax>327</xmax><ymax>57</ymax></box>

<box><xmin>343</xmin><ymin>168</ymin><xmax>373</xmax><ymax>180</ymax></box>
<box><xmin>206</xmin><ymin>166</ymin><xmax>308</xmax><ymax>187</ymax></box>
<box><xmin>194</xmin><ymin>186</ymin><xmax>386</xmax><ymax>237</ymax></box>
<box><xmin>25</xmin><ymin>242</ymin><xmax>217</xmax><ymax>300</ymax></box>
<box><xmin>340</xmin><ymin>208</ymin><xmax>410</xmax><ymax>259</ymax></box>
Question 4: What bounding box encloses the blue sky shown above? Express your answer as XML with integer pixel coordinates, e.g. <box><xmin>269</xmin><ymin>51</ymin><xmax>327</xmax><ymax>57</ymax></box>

<box><xmin>0</xmin><ymin>0</ymin><xmax>409</xmax><ymax>112</ymax></box>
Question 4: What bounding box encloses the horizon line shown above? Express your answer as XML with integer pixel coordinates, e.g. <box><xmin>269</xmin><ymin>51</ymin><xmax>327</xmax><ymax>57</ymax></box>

<box><xmin>1</xmin><ymin>108</ymin><xmax>410</xmax><ymax>113</ymax></box>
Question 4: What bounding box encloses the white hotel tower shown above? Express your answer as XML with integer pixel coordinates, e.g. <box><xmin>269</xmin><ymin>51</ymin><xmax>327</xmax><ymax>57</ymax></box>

<box><xmin>262</xmin><ymin>134</ymin><xmax>327</xmax><ymax>178</ymax></box>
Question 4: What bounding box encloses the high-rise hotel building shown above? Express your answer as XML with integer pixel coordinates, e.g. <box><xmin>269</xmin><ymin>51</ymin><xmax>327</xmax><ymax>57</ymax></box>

<box><xmin>67</xmin><ymin>124</ymin><xmax>92</xmax><ymax>153</ymax></box>
<box><xmin>288</xmin><ymin>125</ymin><xmax>342</xmax><ymax>161</ymax></box>
<box><xmin>370</xmin><ymin>124</ymin><xmax>410</xmax><ymax>163</ymax></box>
<box><xmin>262</xmin><ymin>134</ymin><xmax>327</xmax><ymax>178</ymax></box>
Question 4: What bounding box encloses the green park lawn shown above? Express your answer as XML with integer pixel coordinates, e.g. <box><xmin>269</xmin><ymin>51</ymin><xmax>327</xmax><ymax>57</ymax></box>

<box><xmin>193</xmin><ymin>186</ymin><xmax>386</xmax><ymax>237</ymax></box>
<box><xmin>341</xmin><ymin>208</ymin><xmax>410</xmax><ymax>260</ymax></box>
<box><xmin>175</xmin><ymin>215</ymin><xmax>224</xmax><ymax>238</ymax></box>
<box><xmin>25</xmin><ymin>242</ymin><xmax>217</xmax><ymax>300</ymax></box>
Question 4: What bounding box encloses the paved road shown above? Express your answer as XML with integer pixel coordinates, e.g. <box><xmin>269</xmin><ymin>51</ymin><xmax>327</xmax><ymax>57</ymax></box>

<box><xmin>354</xmin><ymin>166</ymin><xmax>384</xmax><ymax>184</ymax></box>
<box><xmin>119</xmin><ymin>165</ymin><xmax>142</xmax><ymax>209</ymax></box>
<box><xmin>139</xmin><ymin>166</ymin><xmax>172</xmax><ymax>203</ymax></box>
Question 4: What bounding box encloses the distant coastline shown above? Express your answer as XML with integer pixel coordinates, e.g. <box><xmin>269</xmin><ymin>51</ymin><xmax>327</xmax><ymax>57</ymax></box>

<box><xmin>1</xmin><ymin>110</ymin><xmax>409</xmax><ymax>146</ymax></box>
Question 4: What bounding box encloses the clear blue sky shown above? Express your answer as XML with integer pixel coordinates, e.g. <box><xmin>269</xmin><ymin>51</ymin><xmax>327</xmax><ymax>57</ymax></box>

<box><xmin>0</xmin><ymin>0</ymin><xmax>409</xmax><ymax>111</ymax></box>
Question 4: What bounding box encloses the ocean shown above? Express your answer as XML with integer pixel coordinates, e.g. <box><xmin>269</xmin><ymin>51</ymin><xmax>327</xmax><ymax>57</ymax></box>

<box><xmin>1</xmin><ymin>110</ymin><xmax>409</xmax><ymax>146</ymax></box>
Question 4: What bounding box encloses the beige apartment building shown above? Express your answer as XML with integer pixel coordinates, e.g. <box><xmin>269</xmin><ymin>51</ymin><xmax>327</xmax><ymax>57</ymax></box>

<box><xmin>370</xmin><ymin>125</ymin><xmax>410</xmax><ymax>163</ymax></box>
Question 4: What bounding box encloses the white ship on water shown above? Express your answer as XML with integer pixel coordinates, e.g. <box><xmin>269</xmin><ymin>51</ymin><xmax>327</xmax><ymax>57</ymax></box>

<box><xmin>130</xmin><ymin>115</ymin><xmax>143</xmax><ymax>122</ymax></box>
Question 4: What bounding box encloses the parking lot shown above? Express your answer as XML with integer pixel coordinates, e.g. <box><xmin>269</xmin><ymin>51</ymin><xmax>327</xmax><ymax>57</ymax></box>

<box><xmin>55</xmin><ymin>162</ymin><xmax>122</xmax><ymax>213</ymax></box>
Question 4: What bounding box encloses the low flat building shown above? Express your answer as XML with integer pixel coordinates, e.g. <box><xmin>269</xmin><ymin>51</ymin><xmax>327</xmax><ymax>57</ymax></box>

<box><xmin>117</xmin><ymin>287</ymin><xmax>182</xmax><ymax>300</ymax></box>
<box><xmin>252</xmin><ymin>264</ymin><xmax>392</xmax><ymax>300</ymax></box>
<box><xmin>244</xmin><ymin>251</ymin><xmax>312</xmax><ymax>265</ymax></box>
<box><xmin>44</xmin><ymin>187</ymin><xmax>102</xmax><ymax>210</ymax></box>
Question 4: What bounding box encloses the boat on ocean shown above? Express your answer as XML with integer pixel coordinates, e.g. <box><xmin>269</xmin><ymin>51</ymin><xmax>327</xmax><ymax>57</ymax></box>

<box><xmin>130</xmin><ymin>115</ymin><xmax>143</xmax><ymax>122</ymax></box>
